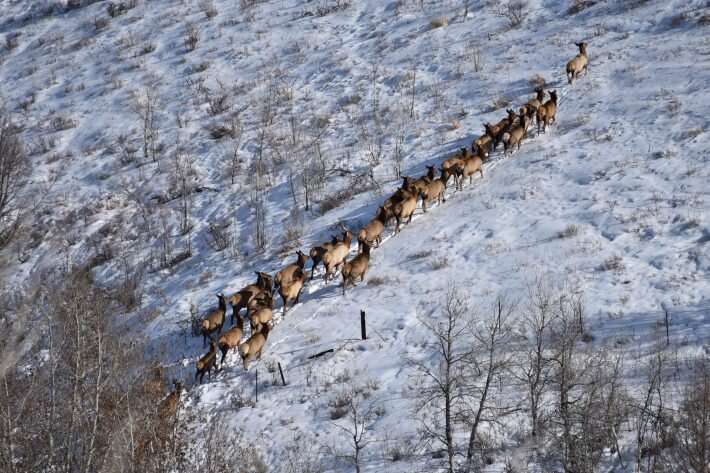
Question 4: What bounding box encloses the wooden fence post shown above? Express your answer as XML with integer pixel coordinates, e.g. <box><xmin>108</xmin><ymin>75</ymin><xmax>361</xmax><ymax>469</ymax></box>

<box><xmin>663</xmin><ymin>304</ymin><xmax>670</xmax><ymax>346</ymax></box>
<box><xmin>360</xmin><ymin>310</ymin><xmax>367</xmax><ymax>340</ymax></box>
<box><xmin>278</xmin><ymin>362</ymin><xmax>287</xmax><ymax>386</ymax></box>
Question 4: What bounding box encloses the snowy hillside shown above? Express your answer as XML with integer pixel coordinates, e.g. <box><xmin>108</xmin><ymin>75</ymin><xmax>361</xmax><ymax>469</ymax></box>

<box><xmin>1</xmin><ymin>0</ymin><xmax>710</xmax><ymax>471</ymax></box>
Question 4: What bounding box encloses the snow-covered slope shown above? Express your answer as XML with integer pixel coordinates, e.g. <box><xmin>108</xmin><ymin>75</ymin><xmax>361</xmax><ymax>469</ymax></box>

<box><xmin>1</xmin><ymin>0</ymin><xmax>709</xmax><ymax>471</ymax></box>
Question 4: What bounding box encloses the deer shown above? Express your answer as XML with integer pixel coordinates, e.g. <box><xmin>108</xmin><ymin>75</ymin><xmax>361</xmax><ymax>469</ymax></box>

<box><xmin>566</xmin><ymin>42</ymin><xmax>589</xmax><ymax>84</ymax></box>
<box><xmin>200</xmin><ymin>293</ymin><xmax>227</xmax><ymax>348</ymax></box>
<box><xmin>229</xmin><ymin>272</ymin><xmax>273</xmax><ymax>324</ymax></box>
<box><xmin>342</xmin><ymin>243</ymin><xmax>371</xmax><ymax>294</ymax></box>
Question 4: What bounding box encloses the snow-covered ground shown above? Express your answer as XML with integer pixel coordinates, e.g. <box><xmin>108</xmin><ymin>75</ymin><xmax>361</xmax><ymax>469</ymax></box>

<box><xmin>1</xmin><ymin>0</ymin><xmax>709</xmax><ymax>471</ymax></box>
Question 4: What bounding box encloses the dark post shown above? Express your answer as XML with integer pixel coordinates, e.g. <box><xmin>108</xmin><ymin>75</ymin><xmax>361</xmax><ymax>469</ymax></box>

<box><xmin>663</xmin><ymin>305</ymin><xmax>670</xmax><ymax>346</ymax></box>
<box><xmin>255</xmin><ymin>369</ymin><xmax>258</xmax><ymax>404</ymax></box>
<box><xmin>278</xmin><ymin>362</ymin><xmax>287</xmax><ymax>386</ymax></box>
<box><xmin>360</xmin><ymin>310</ymin><xmax>367</xmax><ymax>340</ymax></box>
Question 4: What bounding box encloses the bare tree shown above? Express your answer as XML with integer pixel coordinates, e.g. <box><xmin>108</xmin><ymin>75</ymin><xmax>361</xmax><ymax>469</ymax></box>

<box><xmin>0</xmin><ymin>112</ymin><xmax>29</xmax><ymax>248</ymax></box>
<box><xmin>548</xmin><ymin>295</ymin><xmax>585</xmax><ymax>473</ymax></box>
<box><xmin>513</xmin><ymin>277</ymin><xmax>556</xmax><ymax>439</ymax></box>
<box><xmin>328</xmin><ymin>386</ymin><xmax>378</xmax><ymax>473</ymax></box>
<box><xmin>546</xmin><ymin>292</ymin><xmax>628</xmax><ymax>473</ymax></box>
<box><xmin>130</xmin><ymin>86</ymin><xmax>161</xmax><ymax>165</ymax></box>
<box><xmin>633</xmin><ymin>346</ymin><xmax>666</xmax><ymax>472</ymax></box>
<box><xmin>0</xmin><ymin>268</ymin><xmax>199</xmax><ymax>473</ymax></box>
<box><xmin>156</xmin><ymin>209</ymin><xmax>173</xmax><ymax>269</ymax></box>
<box><xmin>672</xmin><ymin>357</ymin><xmax>710</xmax><ymax>473</ymax></box>
<box><xmin>249</xmin><ymin>189</ymin><xmax>267</xmax><ymax>252</ymax></box>
<box><xmin>0</xmin><ymin>271</ymin><xmax>131</xmax><ymax>472</ymax></box>
<box><xmin>463</xmin><ymin>297</ymin><xmax>516</xmax><ymax>472</ymax></box>
<box><xmin>225</xmin><ymin>116</ymin><xmax>243</xmax><ymax>185</ymax></box>
<box><xmin>171</xmin><ymin>144</ymin><xmax>196</xmax><ymax>235</ymax></box>
<box><xmin>390</xmin><ymin>105</ymin><xmax>408</xmax><ymax>180</ymax></box>
<box><xmin>411</xmin><ymin>287</ymin><xmax>471</xmax><ymax>473</ymax></box>
<box><xmin>495</xmin><ymin>1</ymin><xmax>528</xmax><ymax>28</ymax></box>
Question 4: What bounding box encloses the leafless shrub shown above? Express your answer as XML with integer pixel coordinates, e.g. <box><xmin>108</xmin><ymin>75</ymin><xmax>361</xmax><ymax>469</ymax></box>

<box><xmin>409</xmin><ymin>249</ymin><xmax>433</xmax><ymax>260</ymax></box>
<box><xmin>558</xmin><ymin>224</ymin><xmax>579</xmax><ymax>239</ymax></box>
<box><xmin>189</xmin><ymin>419</ymin><xmax>268</xmax><ymax>473</ymax></box>
<box><xmin>430</xmin><ymin>16</ymin><xmax>449</xmax><ymax>29</ymax></box>
<box><xmin>679</xmin><ymin>127</ymin><xmax>703</xmax><ymax>141</ymax></box>
<box><xmin>530</xmin><ymin>73</ymin><xmax>546</xmax><ymax>89</ymax></box>
<box><xmin>319</xmin><ymin>188</ymin><xmax>353</xmax><ymax>215</ymax></box>
<box><xmin>567</xmin><ymin>0</ymin><xmax>598</xmax><ymax>15</ymax></box>
<box><xmin>240</xmin><ymin>0</ymin><xmax>266</xmax><ymax>10</ymax></box>
<box><xmin>107</xmin><ymin>0</ymin><xmax>137</xmax><ymax>18</ymax></box>
<box><xmin>50</xmin><ymin>115</ymin><xmax>77</xmax><ymax>131</ymax></box>
<box><xmin>206</xmin><ymin>122</ymin><xmax>237</xmax><ymax>140</ymax></box>
<box><xmin>366</xmin><ymin>275</ymin><xmax>390</xmax><ymax>286</ymax></box>
<box><xmin>326</xmin><ymin>382</ymin><xmax>379</xmax><ymax>473</ymax></box>
<box><xmin>139</xmin><ymin>41</ymin><xmax>156</xmax><ymax>56</ymax></box>
<box><xmin>191</xmin><ymin>61</ymin><xmax>211</xmax><ymax>74</ymax></box>
<box><xmin>668</xmin><ymin>12</ymin><xmax>687</xmax><ymax>28</ymax></box>
<box><xmin>488</xmin><ymin>96</ymin><xmax>511</xmax><ymax>112</ymax></box>
<box><xmin>205</xmin><ymin>86</ymin><xmax>231</xmax><ymax>116</ymax></box>
<box><xmin>18</xmin><ymin>93</ymin><xmax>36</xmax><ymax>113</ymax></box>
<box><xmin>94</xmin><ymin>16</ymin><xmax>110</xmax><ymax>31</ymax></box>
<box><xmin>429</xmin><ymin>79</ymin><xmax>447</xmax><ymax>115</ymax></box>
<box><xmin>623</xmin><ymin>0</ymin><xmax>652</xmax><ymax>10</ymax></box>
<box><xmin>465</xmin><ymin>41</ymin><xmax>484</xmax><ymax>72</ymax></box>
<box><xmin>280</xmin><ymin>216</ymin><xmax>303</xmax><ymax>254</ymax></box>
<box><xmin>667</xmin><ymin>95</ymin><xmax>681</xmax><ymax>115</ymax></box>
<box><xmin>601</xmin><ymin>255</ymin><xmax>625</xmax><ymax>272</ymax></box>
<box><xmin>184</xmin><ymin>22</ymin><xmax>200</xmax><ymax>52</ymax></box>
<box><xmin>205</xmin><ymin>223</ymin><xmax>230</xmax><ymax>252</ymax></box>
<box><xmin>5</xmin><ymin>32</ymin><xmax>21</xmax><ymax>51</ymax></box>
<box><xmin>430</xmin><ymin>256</ymin><xmax>449</xmax><ymax>270</ymax></box>
<box><xmin>115</xmin><ymin>133</ymin><xmax>138</xmax><ymax>165</ymax></box>
<box><xmin>279</xmin><ymin>433</ymin><xmax>325</xmax><ymax>473</ymax></box>
<box><xmin>329</xmin><ymin>405</ymin><xmax>348</xmax><ymax>420</ymax></box>
<box><xmin>168</xmin><ymin>249</ymin><xmax>191</xmax><ymax>268</ymax></box>
<box><xmin>495</xmin><ymin>0</ymin><xmax>528</xmax><ymax>28</ymax></box>
<box><xmin>309</xmin><ymin>0</ymin><xmax>351</xmax><ymax>17</ymax></box>
<box><xmin>31</xmin><ymin>135</ymin><xmax>57</xmax><ymax>155</ymax></box>
<box><xmin>199</xmin><ymin>0</ymin><xmax>218</xmax><ymax>19</ymax></box>
<box><xmin>382</xmin><ymin>436</ymin><xmax>416</xmax><ymax>462</ymax></box>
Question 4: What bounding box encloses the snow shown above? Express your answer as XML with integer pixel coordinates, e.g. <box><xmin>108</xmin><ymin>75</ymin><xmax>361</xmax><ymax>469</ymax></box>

<box><xmin>1</xmin><ymin>0</ymin><xmax>709</xmax><ymax>471</ymax></box>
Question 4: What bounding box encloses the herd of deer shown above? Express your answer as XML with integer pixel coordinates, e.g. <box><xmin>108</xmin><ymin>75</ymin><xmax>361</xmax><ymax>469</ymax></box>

<box><xmin>159</xmin><ymin>42</ymin><xmax>589</xmax><ymax>415</ymax></box>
